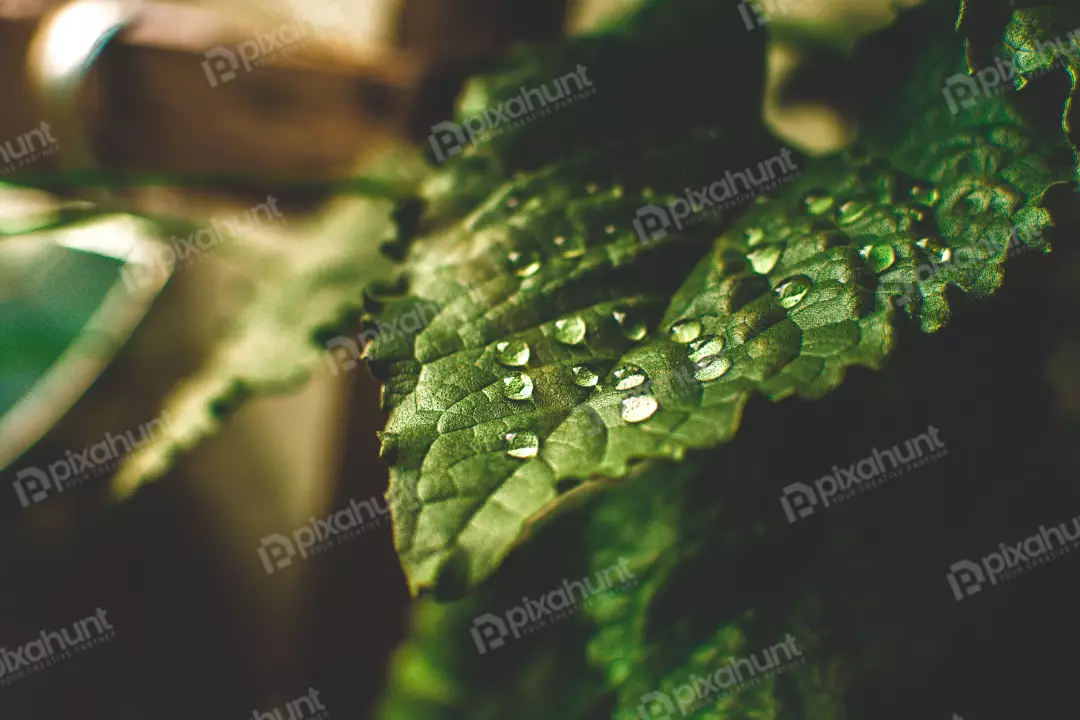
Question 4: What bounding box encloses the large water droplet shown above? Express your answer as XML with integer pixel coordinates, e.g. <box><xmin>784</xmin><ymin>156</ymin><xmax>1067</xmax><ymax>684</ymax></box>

<box><xmin>693</xmin><ymin>356</ymin><xmax>732</xmax><ymax>382</ymax></box>
<box><xmin>775</xmin><ymin>275</ymin><xmax>812</xmax><ymax>309</ymax></box>
<box><xmin>836</xmin><ymin>200</ymin><xmax>870</xmax><ymax>227</ymax></box>
<box><xmin>802</xmin><ymin>190</ymin><xmax>835</xmax><ymax>216</ymax></box>
<box><xmin>621</xmin><ymin>394</ymin><xmax>658</xmax><ymax>423</ymax></box>
<box><xmin>505</xmin><ymin>431</ymin><xmax>539</xmax><ymax>459</ymax></box>
<box><xmin>748</xmin><ymin>245</ymin><xmax>782</xmax><ymax>274</ymax></box>
<box><xmin>688</xmin><ymin>335</ymin><xmax>724</xmax><ymax>364</ymax></box>
<box><xmin>553</xmin><ymin>234</ymin><xmax>586</xmax><ymax>258</ymax></box>
<box><xmin>669</xmin><ymin>319</ymin><xmax>703</xmax><ymax>344</ymax></box>
<box><xmin>612</xmin><ymin>308</ymin><xmax>647</xmax><ymax>341</ymax></box>
<box><xmin>744</xmin><ymin>227</ymin><xmax>766</xmax><ymax>247</ymax></box>
<box><xmin>553</xmin><ymin>316</ymin><xmax>587</xmax><ymax>346</ymax></box>
<box><xmin>612</xmin><ymin>365</ymin><xmax>647</xmax><ymax>390</ymax></box>
<box><xmin>909</xmin><ymin>183</ymin><xmax>940</xmax><ymax>206</ymax></box>
<box><xmin>496</xmin><ymin>339</ymin><xmax>530</xmax><ymax>366</ymax></box>
<box><xmin>571</xmin><ymin>365</ymin><xmax>599</xmax><ymax>388</ymax></box>
<box><xmin>507</xmin><ymin>249</ymin><xmax>541</xmax><ymax>277</ymax></box>
<box><xmin>501</xmin><ymin>372</ymin><xmax>534</xmax><ymax>400</ymax></box>
<box><xmin>917</xmin><ymin>238</ymin><xmax>952</xmax><ymax>264</ymax></box>
<box><xmin>861</xmin><ymin>243</ymin><xmax>897</xmax><ymax>273</ymax></box>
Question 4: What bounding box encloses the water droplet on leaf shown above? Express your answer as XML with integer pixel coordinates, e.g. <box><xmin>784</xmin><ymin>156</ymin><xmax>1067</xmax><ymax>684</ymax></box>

<box><xmin>861</xmin><ymin>243</ymin><xmax>897</xmax><ymax>273</ymax></box>
<box><xmin>612</xmin><ymin>365</ymin><xmax>647</xmax><ymax>390</ymax></box>
<box><xmin>802</xmin><ymin>190</ymin><xmax>835</xmax><ymax>216</ymax></box>
<box><xmin>507</xmin><ymin>250</ymin><xmax>541</xmax><ymax>277</ymax></box>
<box><xmin>748</xmin><ymin>245</ymin><xmax>782</xmax><ymax>274</ymax></box>
<box><xmin>505</xmin><ymin>431</ymin><xmax>539</xmax><ymax>459</ymax></box>
<box><xmin>836</xmin><ymin>200</ymin><xmax>870</xmax><ymax>226</ymax></box>
<box><xmin>669</xmin><ymin>319</ymin><xmax>703</xmax><ymax>344</ymax></box>
<box><xmin>554</xmin><ymin>316</ymin><xmax>587</xmax><ymax>345</ymax></box>
<box><xmin>693</xmin><ymin>356</ymin><xmax>732</xmax><ymax>382</ymax></box>
<box><xmin>495</xmin><ymin>339</ymin><xmax>530</xmax><ymax>366</ymax></box>
<box><xmin>553</xmin><ymin>234</ymin><xmax>586</xmax><ymax>258</ymax></box>
<box><xmin>775</xmin><ymin>275</ymin><xmax>812</xmax><ymax>309</ymax></box>
<box><xmin>621</xmin><ymin>394</ymin><xmax>658</xmax><ymax>423</ymax></box>
<box><xmin>612</xmin><ymin>307</ymin><xmax>647</xmax><ymax>341</ymax></box>
<box><xmin>688</xmin><ymin>335</ymin><xmax>724</xmax><ymax>363</ymax></box>
<box><xmin>501</xmin><ymin>372</ymin><xmax>534</xmax><ymax>400</ymax></box>
<box><xmin>571</xmin><ymin>365</ymin><xmax>599</xmax><ymax>388</ymax></box>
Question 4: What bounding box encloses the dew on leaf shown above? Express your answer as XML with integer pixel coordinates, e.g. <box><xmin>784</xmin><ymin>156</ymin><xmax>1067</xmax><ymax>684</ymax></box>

<box><xmin>571</xmin><ymin>365</ymin><xmax>599</xmax><ymax>388</ymax></box>
<box><xmin>501</xmin><ymin>372</ymin><xmax>534</xmax><ymax>400</ymax></box>
<box><xmin>909</xmin><ymin>183</ymin><xmax>941</xmax><ymax>206</ymax></box>
<box><xmin>688</xmin><ymin>335</ymin><xmax>724</xmax><ymax>363</ymax></box>
<box><xmin>612</xmin><ymin>365</ymin><xmax>648</xmax><ymax>390</ymax></box>
<box><xmin>554</xmin><ymin>316</ymin><xmax>587</xmax><ymax>345</ymax></box>
<box><xmin>495</xmin><ymin>339</ymin><xmax>530</xmax><ymax>366</ymax></box>
<box><xmin>860</xmin><ymin>243</ymin><xmax>897</xmax><ymax>273</ymax></box>
<box><xmin>801</xmin><ymin>190</ymin><xmax>835</xmax><ymax>216</ymax></box>
<box><xmin>612</xmin><ymin>307</ymin><xmax>647</xmax><ymax>341</ymax></box>
<box><xmin>693</xmin><ymin>355</ymin><xmax>732</xmax><ymax>382</ymax></box>
<box><xmin>507</xmin><ymin>249</ymin><xmax>541</xmax><ymax>277</ymax></box>
<box><xmin>744</xmin><ymin>226</ymin><xmax>766</xmax><ymax>247</ymax></box>
<box><xmin>553</xmin><ymin>234</ymin><xmax>586</xmax><ymax>258</ymax></box>
<box><xmin>917</xmin><ymin>237</ymin><xmax>952</xmax><ymax>264</ymax></box>
<box><xmin>668</xmin><ymin>319</ymin><xmax>703</xmax><ymax>344</ymax></box>
<box><xmin>775</xmin><ymin>275</ymin><xmax>812</xmax><ymax>309</ymax></box>
<box><xmin>505</xmin><ymin>431</ymin><xmax>539</xmax><ymax>459</ymax></box>
<box><xmin>747</xmin><ymin>245</ymin><xmax>782</xmax><ymax>274</ymax></box>
<box><xmin>620</xmin><ymin>394</ymin><xmax>658</xmax><ymax>423</ymax></box>
<box><xmin>836</xmin><ymin>199</ymin><xmax>870</xmax><ymax>226</ymax></box>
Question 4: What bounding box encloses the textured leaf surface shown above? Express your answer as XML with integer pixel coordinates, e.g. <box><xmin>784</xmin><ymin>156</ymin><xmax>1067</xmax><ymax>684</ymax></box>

<box><xmin>374</xmin><ymin>1</ymin><xmax>1077</xmax><ymax>596</ymax></box>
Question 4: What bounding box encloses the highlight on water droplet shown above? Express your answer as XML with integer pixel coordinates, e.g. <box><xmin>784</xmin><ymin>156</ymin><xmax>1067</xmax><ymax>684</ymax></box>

<box><xmin>693</xmin><ymin>355</ymin><xmax>732</xmax><ymax>382</ymax></box>
<box><xmin>744</xmin><ymin>227</ymin><xmax>766</xmax><ymax>247</ymax></box>
<box><xmin>495</xmin><ymin>339</ymin><xmax>530</xmax><ymax>366</ymax></box>
<box><xmin>501</xmin><ymin>372</ymin><xmax>534</xmax><ymax>400</ymax></box>
<box><xmin>668</xmin><ymin>319</ymin><xmax>703</xmax><ymax>344</ymax></box>
<box><xmin>688</xmin><ymin>335</ymin><xmax>724</xmax><ymax>364</ymax></box>
<box><xmin>507</xmin><ymin>249</ymin><xmax>541</xmax><ymax>277</ymax></box>
<box><xmin>860</xmin><ymin>243</ymin><xmax>897</xmax><ymax>273</ymax></box>
<box><xmin>917</xmin><ymin>237</ymin><xmax>951</xmax><ymax>264</ymax></box>
<box><xmin>505</xmin><ymin>431</ymin><xmax>539</xmax><ymax>459</ymax></box>
<box><xmin>620</xmin><ymin>394</ymin><xmax>658</xmax><ymax>423</ymax></box>
<box><xmin>909</xmin><ymin>183</ymin><xmax>940</xmax><ymax>206</ymax></box>
<box><xmin>612</xmin><ymin>307</ymin><xmax>647</xmax><ymax>341</ymax></box>
<box><xmin>553</xmin><ymin>234</ymin><xmax>586</xmax><ymax>258</ymax></box>
<box><xmin>612</xmin><ymin>365</ymin><xmax>647</xmax><ymax>391</ymax></box>
<box><xmin>554</xmin><ymin>316</ymin><xmax>587</xmax><ymax>345</ymax></box>
<box><xmin>747</xmin><ymin>245</ymin><xmax>782</xmax><ymax>274</ymax></box>
<box><xmin>775</xmin><ymin>275</ymin><xmax>812</xmax><ymax>309</ymax></box>
<box><xmin>571</xmin><ymin>364</ymin><xmax>599</xmax><ymax>387</ymax></box>
<box><xmin>801</xmin><ymin>190</ymin><xmax>835</xmax><ymax>216</ymax></box>
<box><xmin>836</xmin><ymin>200</ymin><xmax>870</xmax><ymax>227</ymax></box>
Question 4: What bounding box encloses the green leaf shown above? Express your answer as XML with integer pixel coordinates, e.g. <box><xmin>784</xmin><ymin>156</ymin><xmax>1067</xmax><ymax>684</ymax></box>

<box><xmin>374</xmin><ymin>1</ymin><xmax>1077</xmax><ymax>597</ymax></box>
<box><xmin>112</xmin><ymin>148</ymin><xmax>425</xmax><ymax>495</ymax></box>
